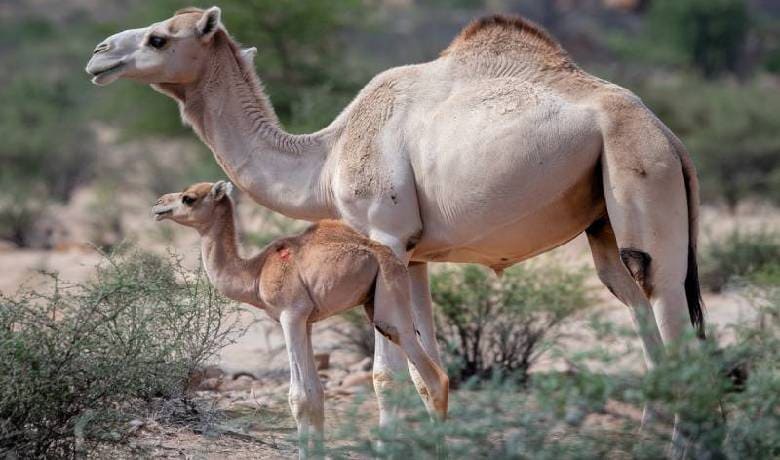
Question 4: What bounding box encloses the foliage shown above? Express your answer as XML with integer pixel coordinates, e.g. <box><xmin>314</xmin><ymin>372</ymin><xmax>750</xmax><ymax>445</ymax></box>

<box><xmin>331</xmin><ymin>309</ymin><xmax>376</xmax><ymax>359</ymax></box>
<box><xmin>0</xmin><ymin>15</ymin><xmax>103</xmax><ymax>246</ymax></box>
<box><xmin>0</xmin><ymin>183</ymin><xmax>48</xmax><ymax>248</ymax></box>
<box><xmin>0</xmin><ymin>248</ymin><xmax>245</xmax><ymax>458</ymax></box>
<box><xmin>700</xmin><ymin>229</ymin><xmax>780</xmax><ymax>292</ymax></box>
<box><xmin>636</xmin><ymin>76</ymin><xmax>780</xmax><ymax>207</ymax></box>
<box><xmin>647</xmin><ymin>0</ymin><xmax>750</xmax><ymax>78</ymax></box>
<box><xmin>431</xmin><ymin>263</ymin><xmax>591</xmax><ymax>384</ymax></box>
<box><xmin>323</xmin><ymin>287</ymin><xmax>780</xmax><ymax>459</ymax></box>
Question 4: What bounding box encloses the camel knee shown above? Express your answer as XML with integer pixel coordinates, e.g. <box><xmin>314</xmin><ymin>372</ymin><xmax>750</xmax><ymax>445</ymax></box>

<box><xmin>409</xmin><ymin>361</ymin><xmax>449</xmax><ymax>420</ymax></box>
<box><xmin>288</xmin><ymin>388</ymin><xmax>323</xmax><ymax>426</ymax></box>
<box><xmin>619</xmin><ymin>248</ymin><xmax>653</xmax><ymax>297</ymax></box>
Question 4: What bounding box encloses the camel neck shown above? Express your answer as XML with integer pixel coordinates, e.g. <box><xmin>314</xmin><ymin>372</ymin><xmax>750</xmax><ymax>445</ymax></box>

<box><xmin>199</xmin><ymin>201</ymin><xmax>260</xmax><ymax>305</ymax></box>
<box><xmin>165</xmin><ymin>32</ymin><xmax>337</xmax><ymax>221</ymax></box>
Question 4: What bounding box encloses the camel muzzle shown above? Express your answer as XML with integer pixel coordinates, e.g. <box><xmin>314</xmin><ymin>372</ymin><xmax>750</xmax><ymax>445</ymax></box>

<box><xmin>152</xmin><ymin>205</ymin><xmax>174</xmax><ymax>221</ymax></box>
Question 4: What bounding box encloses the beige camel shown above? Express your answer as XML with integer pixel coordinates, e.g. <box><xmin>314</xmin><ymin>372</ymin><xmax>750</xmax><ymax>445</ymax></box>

<box><xmin>88</xmin><ymin>8</ymin><xmax>705</xmax><ymax>439</ymax></box>
<box><xmin>152</xmin><ymin>181</ymin><xmax>448</xmax><ymax>454</ymax></box>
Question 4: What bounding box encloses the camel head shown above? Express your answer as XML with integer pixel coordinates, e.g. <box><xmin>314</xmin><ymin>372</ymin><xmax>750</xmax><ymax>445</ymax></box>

<box><xmin>86</xmin><ymin>6</ymin><xmax>255</xmax><ymax>87</ymax></box>
<box><xmin>153</xmin><ymin>181</ymin><xmax>233</xmax><ymax>228</ymax></box>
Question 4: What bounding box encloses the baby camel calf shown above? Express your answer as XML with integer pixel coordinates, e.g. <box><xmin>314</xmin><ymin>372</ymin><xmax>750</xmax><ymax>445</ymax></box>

<box><xmin>152</xmin><ymin>181</ymin><xmax>448</xmax><ymax>450</ymax></box>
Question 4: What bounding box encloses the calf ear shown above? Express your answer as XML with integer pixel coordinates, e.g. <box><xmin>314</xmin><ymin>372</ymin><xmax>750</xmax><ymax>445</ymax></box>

<box><xmin>196</xmin><ymin>6</ymin><xmax>222</xmax><ymax>42</ymax></box>
<box><xmin>210</xmin><ymin>181</ymin><xmax>233</xmax><ymax>201</ymax></box>
<box><xmin>240</xmin><ymin>47</ymin><xmax>257</xmax><ymax>65</ymax></box>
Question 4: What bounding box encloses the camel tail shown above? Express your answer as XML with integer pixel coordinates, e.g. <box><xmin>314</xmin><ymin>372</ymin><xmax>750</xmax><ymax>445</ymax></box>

<box><xmin>678</xmin><ymin>146</ymin><xmax>706</xmax><ymax>340</ymax></box>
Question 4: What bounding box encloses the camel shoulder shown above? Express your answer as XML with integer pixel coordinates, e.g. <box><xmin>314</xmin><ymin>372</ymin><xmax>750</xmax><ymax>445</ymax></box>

<box><xmin>329</xmin><ymin>66</ymin><xmax>422</xmax><ymax>197</ymax></box>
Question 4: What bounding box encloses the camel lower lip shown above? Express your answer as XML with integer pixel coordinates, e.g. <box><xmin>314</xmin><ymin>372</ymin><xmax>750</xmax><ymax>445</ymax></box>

<box><xmin>90</xmin><ymin>61</ymin><xmax>125</xmax><ymax>85</ymax></box>
<box><xmin>154</xmin><ymin>211</ymin><xmax>171</xmax><ymax>221</ymax></box>
<box><xmin>91</xmin><ymin>61</ymin><xmax>124</xmax><ymax>77</ymax></box>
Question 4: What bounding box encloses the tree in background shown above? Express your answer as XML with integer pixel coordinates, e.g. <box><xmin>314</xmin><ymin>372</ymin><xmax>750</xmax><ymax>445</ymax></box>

<box><xmin>0</xmin><ymin>18</ymin><xmax>100</xmax><ymax>246</ymax></box>
<box><xmin>647</xmin><ymin>0</ymin><xmax>750</xmax><ymax>78</ymax></box>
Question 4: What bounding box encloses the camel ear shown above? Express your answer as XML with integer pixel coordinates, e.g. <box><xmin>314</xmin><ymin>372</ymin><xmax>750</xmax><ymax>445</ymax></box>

<box><xmin>211</xmin><ymin>181</ymin><xmax>233</xmax><ymax>201</ymax></box>
<box><xmin>240</xmin><ymin>47</ymin><xmax>257</xmax><ymax>65</ymax></box>
<box><xmin>196</xmin><ymin>6</ymin><xmax>221</xmax><ymax>42</ymax></box>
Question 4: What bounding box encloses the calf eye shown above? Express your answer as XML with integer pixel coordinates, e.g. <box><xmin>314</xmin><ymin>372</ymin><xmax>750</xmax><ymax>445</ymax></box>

<box><xmin>182</xmin><ymin>195</ymin><xmax>196</xmax><ymax>205</ymax></box>
<box><xmin>147</xmin><ymin>35</ymin><xmax>167</xmax><ymax>49</ymax></box>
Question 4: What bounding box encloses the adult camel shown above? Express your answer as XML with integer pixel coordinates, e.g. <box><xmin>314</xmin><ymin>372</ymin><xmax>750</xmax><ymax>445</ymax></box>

<box><xmin>86</xmin><ymin>6</ymin><xmax>704</xmax><ymax>436</ymax></box>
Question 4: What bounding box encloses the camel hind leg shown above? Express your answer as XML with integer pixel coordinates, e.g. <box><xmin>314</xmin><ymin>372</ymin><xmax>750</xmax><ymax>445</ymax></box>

<box><xmin>586</xmin><ymin>217</ymin><xmax>666</xmax><ymax>369</ymax></box>
<box><xmin>596</xmin><ymin>92</ymin><xmax>702</xmax><ymax>348</ymax></box>
<box><xmin>597</xmin><ymin>104</ymin><xmax>705</xmax><ymax>457</ymax></box>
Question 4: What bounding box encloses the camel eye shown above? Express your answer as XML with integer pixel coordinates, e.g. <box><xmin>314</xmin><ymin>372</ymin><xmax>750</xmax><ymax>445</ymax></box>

<box><xmin>182</xmin><ymin>195</ymin><xmax>196</xmax><ymax>206</ymax></box>
<box><xmin>147</xmin><ymin>35</ymin><xmax>167</xmax><ymax>49</ymax></box>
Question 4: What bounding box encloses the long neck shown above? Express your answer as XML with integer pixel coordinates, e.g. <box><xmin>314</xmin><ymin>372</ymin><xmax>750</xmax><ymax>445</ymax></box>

<box><xmin>164</xmin><ymin>33</ymin><xmax>337</xmax><ymax>221</ymax></box>
<box><xmin>199</xmin><ymin>201</ymin><xmax>263</xmax><ymax>306</ymax></box>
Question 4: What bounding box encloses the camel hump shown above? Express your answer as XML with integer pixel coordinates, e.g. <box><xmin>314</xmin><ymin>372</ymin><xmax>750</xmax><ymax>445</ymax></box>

<box><xmin>442</xmin><ymin>14</ymin><xmax>572</xmax><ymax>64</ymax></box>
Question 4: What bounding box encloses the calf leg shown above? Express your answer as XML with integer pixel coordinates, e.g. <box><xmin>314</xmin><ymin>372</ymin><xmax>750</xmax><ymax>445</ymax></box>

<box><xmin>280</xmin><ymin>310</ymin><xmax>324</xmax><ymax>458</ymax></box>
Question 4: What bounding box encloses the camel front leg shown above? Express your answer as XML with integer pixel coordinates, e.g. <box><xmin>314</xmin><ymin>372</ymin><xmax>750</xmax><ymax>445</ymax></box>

<box><xmin>405</xmin><ymin>263</ymin><xmax>448</xmax><ymax>414</ymax></box>
<box><xmin>280</xmin><ymin>310</ymin><xmax>324</xmax><ymax>458</ymax></box>
<box><xmin>372</xmin><ymin>267</ymin><xmax>444</xmax><ymax>428</ymax></box>
<box><xmin>372</xmin><ymin>256</ymin><xmax>449</xmax><ymax>420</ymax></box>
<box><xmin>366</xmin><ymin>236</ymin><xmax>415</xmax><ymax>431</ymax></box>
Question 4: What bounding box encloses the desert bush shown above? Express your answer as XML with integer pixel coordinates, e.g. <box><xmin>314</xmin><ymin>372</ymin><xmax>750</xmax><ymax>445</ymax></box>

<box><xmin>700</xmin><ymin>229</ymin><xmax>780</xmax><ymax>292</ymax></box>
<box><xmin>431</xmin><ymin>263</ymin><xmax>591</xmax><ymax>385</ymax></box>
<box><xmin>331</xmin><ymin>309</ymin><xmax>375</xmax><ymax>359</ymax></box>
<box><xmin>0</xmin><ymin>248</ymin><xmax>244</xmax><ymax>458</ymax></box>
<box><xmin>0</xmin><ymin>183</ymin><xmax>48</xmax><ymax>247</ymax></box>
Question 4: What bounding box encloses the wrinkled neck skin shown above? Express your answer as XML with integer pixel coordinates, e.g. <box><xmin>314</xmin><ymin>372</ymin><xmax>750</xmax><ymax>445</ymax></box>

<box><xmin>155</xmin><ymin>33</ymin><xmax>337</xmax><ymax>221</ymax></box>
<box><xmin>197</xmin><ymin>200</ymin><xmax>266</xmax><ymax>307</ymax></box>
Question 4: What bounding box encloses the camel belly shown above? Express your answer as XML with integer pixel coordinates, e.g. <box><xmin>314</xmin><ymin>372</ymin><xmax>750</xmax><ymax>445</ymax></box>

<box><xmin>405</xmin><ymin>81</ymin><xmax>604</xmax><ymax>267</ymax></box>
<box><xmin>411</xmin><ymin>171</ymin><xmax>604</xmax><ymax>267</ymax></box>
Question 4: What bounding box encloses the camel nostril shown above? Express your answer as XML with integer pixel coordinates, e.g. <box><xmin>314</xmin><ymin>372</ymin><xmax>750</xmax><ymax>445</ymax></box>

<box><xmin>93</xmin><ymin>42</ymin><xmax>110</xmax><ymax>54</ymax></box>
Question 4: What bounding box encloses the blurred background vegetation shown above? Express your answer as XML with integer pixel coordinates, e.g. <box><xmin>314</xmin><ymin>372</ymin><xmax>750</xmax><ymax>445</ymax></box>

<box><xmin>0</xmin><ymin>0</ymin><xmax>779</xmax><ymax>249</ymax></box>
<box><xmin>2</xmin><ymin>2</ymin><xmax>780</xmax><ymax>456</ymax></box>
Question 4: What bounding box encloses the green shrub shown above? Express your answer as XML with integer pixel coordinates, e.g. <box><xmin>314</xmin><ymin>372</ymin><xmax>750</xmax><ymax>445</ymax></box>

<box><xmin>700</xmin><ymin>230</ymin><xmax>780</xmax><ymax>292</ymax></box>
<box><xmin>0</xmin><ymin>248</ymin><xmax>245</xmax><ymax>458</ymax></box>
<box><xmin>431</xmin><ymin>263</ymin><xmax>591</xmax><ymax>385</ymax></box>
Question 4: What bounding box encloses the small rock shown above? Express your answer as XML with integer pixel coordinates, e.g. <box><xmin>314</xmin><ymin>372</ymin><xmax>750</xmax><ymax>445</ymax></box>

<box><xmin>339</xmin><ymin>371</ymin><xmax>373</xmax><ymax>389</ymax></box>
<box><xmin>219</xmin><ymin>375</ymin><xmax>254</xmax><ymax>392</ymax></box>
<box><xmin>128</xmin><ymin>419</ymin><xmax>144</xmax><ymax>433</ymax></box>
<box><xmin>349</xmin><ymin>357</ymin><xmax>373</xmax><ymax>372</ymax></box>
<box><xmin>202</xmin><ymin>365</ymin><xmax>224</xmax><ymax>379</ymax></box>
<box><xmin>314</xmin><ymin>352</ymin><xmax>330</xmax><ymax>370</ymax></box>
<box><xmin>198</xmin><ymin>377</ymin><xmax>222</xmax><ymax>391</ymax></box>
